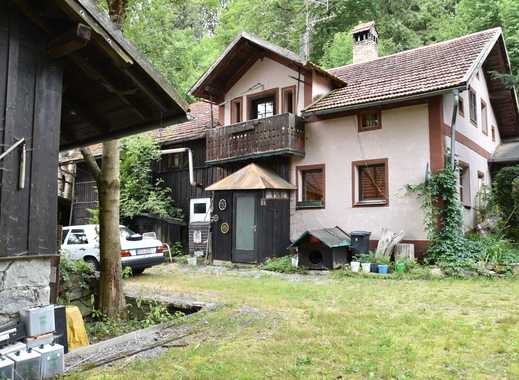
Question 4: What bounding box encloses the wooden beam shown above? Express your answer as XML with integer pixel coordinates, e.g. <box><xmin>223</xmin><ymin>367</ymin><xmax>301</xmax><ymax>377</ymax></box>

<box><xmin>48</xmin><ymin>23</ymin><xmax>92</xmax><ymax>59</ymax></box>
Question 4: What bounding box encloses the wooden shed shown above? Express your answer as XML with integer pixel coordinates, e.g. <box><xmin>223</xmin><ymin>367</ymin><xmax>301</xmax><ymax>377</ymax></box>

<box><xmin>207</xmin><ymin>163</ymin><xmax>295</xmax><ymax>263</ymax></box>
<box><xmin>0</xmin><ymin>0</ymin><xmax>187</xmax><ymax>323</ymax></box>
<box><xmin>290</xmin><ymin>227</ymin><xmax>351</xmax><ymax>270</ymax></box>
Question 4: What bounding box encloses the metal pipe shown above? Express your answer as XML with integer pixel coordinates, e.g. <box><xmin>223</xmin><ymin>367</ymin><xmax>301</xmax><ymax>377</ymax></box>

<box><xmin>0</xmin><ymin>138</ymin><xmax>25</xmax><ymax>162</ymax></box>
<box><xmin>160</xmin><ymin>147</ymin><xmax>198</xmax><ymax>187</ymax></box>
<box><xmin>18</xmin><ymin>143</ymin><xmax>26</xmax><ymax>189</ymax></box>
<box><xmin>450</xmin><ymin>89</ymin><xmax>459</xmax><ymax>169</ymax></box>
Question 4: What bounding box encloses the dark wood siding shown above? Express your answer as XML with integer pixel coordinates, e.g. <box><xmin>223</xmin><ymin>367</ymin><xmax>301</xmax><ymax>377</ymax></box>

<box><xmin>0</xmin><ymin>5</ymin><xmax>62</xmax><ymax>257</ymax></box>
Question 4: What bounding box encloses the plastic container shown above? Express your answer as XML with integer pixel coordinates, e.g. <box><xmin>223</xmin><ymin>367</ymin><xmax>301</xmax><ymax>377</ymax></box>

<box><xmin>350</xmin><ymin>231</ymin><xmax>371</xmax><ymax>256</ymax></box>
<box><xmin>361</xmin><ymin>263</ymin><xmax>371</xmax><ymax>273</ymax></box>
<box><xmin>22</xmin><ymin>305</ymin><xmax>55</xmax><ymax>337</ymax></box>
<box><xmin>350</xmin><ymin>261</ymin><xmax>360</xmax><ymax>272</ymax></box>
<box><xmin>378</xmin><ymin>264</ymin><xmax>389</xmax><ymax>274</ymax></box>
<box><xmin>0</xmin><ymin>355</ymin><xmax>14</xmax><ymax>380</ymax></box>
<box><xmin>34</xmin><ymin>343</ymin><xmax>64</xmax><ymax>379</ymax></box>
<box><xmin>370</xmin><ymin>263</ymin><xmax>378</xmax><ymax>273</ymax></box>
<box><xmin>395</xmin><ymin>261</ymin><xmax>406</xmax><ymax>273</ymax></box>
<box><xmin>7</xmin><ymin>348</ymin><xmax>41</xmax><ymax>380</ymax></box>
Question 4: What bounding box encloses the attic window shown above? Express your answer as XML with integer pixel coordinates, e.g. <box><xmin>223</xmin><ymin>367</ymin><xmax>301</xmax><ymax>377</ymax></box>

<box><xmin>358</xmin><ymin>111</ymin><xmax>381</xmax><ymax>132</ymax></box>
<box><xmin>282</xmin><ymin>86</ymin><xmax>296</xmax><ymax>114</ymax></box>
<box><xmin>231</xmin><ymin>97</ymin><xmax>243</xmax><ymax>124</ymax></box>
<box><xmin>481</xmin><ymin>100</ymin><xmax>488</xmax><ymax>135</ymax></box>
<box><xmin>248</xmin><ymin>89</ymin><xmax>278</xmax><ymax>120</ymax></box>
<box><xmin>353</xmin><ymin>159</ymin><xmax>388</xmax><ymax>207</ymax></box>
<box><xmin>469</xmin><ymin>88</ymin><xmax>477</xmax><ymax>126</ymax></box>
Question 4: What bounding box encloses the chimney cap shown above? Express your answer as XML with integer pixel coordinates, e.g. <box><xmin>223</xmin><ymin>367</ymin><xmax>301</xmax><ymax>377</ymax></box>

<box><xmin>352</xmin><ymin>21</ymin><xmax>376</xmax><ymax>34</ymax></box>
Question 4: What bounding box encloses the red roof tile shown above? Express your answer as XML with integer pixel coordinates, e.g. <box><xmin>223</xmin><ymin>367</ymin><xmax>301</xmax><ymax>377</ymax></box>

<box><xmin>305</xmin><ymin>28</ymin><xmax>502</xmax><ymax>114</ymax></box>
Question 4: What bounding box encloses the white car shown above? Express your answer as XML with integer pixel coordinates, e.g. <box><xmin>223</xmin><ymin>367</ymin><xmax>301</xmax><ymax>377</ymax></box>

<box><xmin>61</xmin><ymin>225</ymin><xmax>167</xmax><ymax>274</ymax></box>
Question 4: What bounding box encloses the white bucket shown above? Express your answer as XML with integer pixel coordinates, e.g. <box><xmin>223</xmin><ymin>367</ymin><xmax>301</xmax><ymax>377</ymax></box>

<box><xmin>350</xmin><ymin>261</ymin><xmax>360</xmax><ymax>272</ymax></box>
<box><xmin>361</xmin><ymin>263</ymin><xmax>371</xmax><ymax>273</ymax></box>
<box><xmin>291</xmin><ymin>256</ymin><xmax>299</xmax><ymax>268</ymax></box>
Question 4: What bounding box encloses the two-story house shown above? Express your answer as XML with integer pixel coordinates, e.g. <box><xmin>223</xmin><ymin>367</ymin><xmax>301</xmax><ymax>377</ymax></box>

<box><xmin>192</xmin><ymin>22</ymin><xmax>519</xmax><ymax>263</ymax></box>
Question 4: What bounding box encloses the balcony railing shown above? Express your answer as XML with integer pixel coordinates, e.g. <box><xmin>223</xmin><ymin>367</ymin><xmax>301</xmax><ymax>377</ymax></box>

<box><xmin>206</xmin><ymin>113</ymin><xmax>305</xmax><ymax>164</ymax></box>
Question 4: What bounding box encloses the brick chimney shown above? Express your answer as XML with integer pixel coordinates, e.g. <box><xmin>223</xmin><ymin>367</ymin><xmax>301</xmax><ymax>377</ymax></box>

<box><xmin>352</xmin><ymin>21</ymin><xmax>379</xmax><ymax>64</ymax></box>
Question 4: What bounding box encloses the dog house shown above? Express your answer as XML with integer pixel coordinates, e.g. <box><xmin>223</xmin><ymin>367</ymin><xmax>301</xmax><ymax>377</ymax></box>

<box><xmin>206</xmin><ymin>163</ymin><xmax>295</xmax><ymax>263</ymax></box>
<box><xmin>291</xmin><ymin>227</ymin><xmax>351</xmax><ymax>269</ymax></box>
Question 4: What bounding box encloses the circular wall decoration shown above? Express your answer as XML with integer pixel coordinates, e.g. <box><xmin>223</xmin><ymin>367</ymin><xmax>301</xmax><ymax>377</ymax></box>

<box><xmin>220</xmin><ymin>222</ymin><xmax>230</xmax><ymax>234</ymax></box>
<box><xmin>218</xmin><ymin>199</ymin><xmax>227</xmax><ymax>211</ymax></box>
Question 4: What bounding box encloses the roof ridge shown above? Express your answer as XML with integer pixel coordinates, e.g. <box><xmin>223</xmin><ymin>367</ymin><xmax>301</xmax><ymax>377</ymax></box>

<box><xmin>328</xmin><ymin>27</ymin><xmax>502</xmax><ymax>73</ymax></box>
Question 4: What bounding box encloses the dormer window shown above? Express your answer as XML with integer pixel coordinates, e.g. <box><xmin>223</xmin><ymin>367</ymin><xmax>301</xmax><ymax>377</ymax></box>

<box><xmin>358</xmin><ymin>110</ymin><xmax>381</xmax><ymax>132</ymax></box>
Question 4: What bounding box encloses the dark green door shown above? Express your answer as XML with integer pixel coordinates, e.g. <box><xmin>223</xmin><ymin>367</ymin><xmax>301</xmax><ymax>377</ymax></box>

<box><xmin>232</xmin><ymin>192</ymin><xmax>257</xmax><ymax>263</ymax></box>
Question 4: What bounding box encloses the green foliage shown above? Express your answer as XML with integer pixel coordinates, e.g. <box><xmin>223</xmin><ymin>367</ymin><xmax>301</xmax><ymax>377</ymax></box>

<box><xmin>261</xmin><ymin>256</ymin><xmax>305</xmax><ymax>274</ymax></box>
<box><xmin>58</xmin><ymin>258</ymin><xmax>96</xmax><ymax>304</ymax></box>
<box><xmin>86</xmin><ymin>298</ymin><xmax>184</xmax><ymax>342</ymax></box>
<box><xmin>468</xmin><ymin>234</ymin><xmax>519</xmax><ymax>268</ymax></box>
<box><xmin>170</xmin><ymin>241</ymin><xmax>184</xmax><ymax>256</ymax></box>
<box><xmin>494</xmin><ymin>166</ymin><xmax>519</xmax><ymax>240</ymax></box>
<box><xmin>120</xmin><ymin>135</ymin><xmax>182</xmax><ymax>220</ymax></box>
<box><xmin>408</xmin><ymin>165</ymin><xmax>480</xmax><ymax>270</ymax></box>
<box><xmin>87</xmin><ymin>208</ymin><xmax>99</xmax><ymax>224</ymax></box>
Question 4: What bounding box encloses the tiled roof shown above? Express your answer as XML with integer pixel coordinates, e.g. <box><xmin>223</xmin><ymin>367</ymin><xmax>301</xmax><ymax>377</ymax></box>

<box><xmin>64</xmin><ymin>101</ymin><xmax>217</xmax><ymax>160</ymax></box>
<box><xmin>305</xmin><ymin>28</ymin><xmax>502</xmax><ymax>114</ymax></box>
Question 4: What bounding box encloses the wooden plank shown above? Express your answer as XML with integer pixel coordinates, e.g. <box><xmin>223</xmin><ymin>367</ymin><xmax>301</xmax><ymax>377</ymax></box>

<box><xmin>0</xmin><ymin>2</ymin><xmax>10</xmax><ymax>247</ymax></box>
<box><xmin>28</xmin><ymin>57</ymin><xmax>63</xmax><ymax>255</ymax></box>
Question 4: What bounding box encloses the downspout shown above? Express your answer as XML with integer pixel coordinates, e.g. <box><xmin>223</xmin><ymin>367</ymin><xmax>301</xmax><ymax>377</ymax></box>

<box><xmin>450</xmin><ymin>89</ymin><xmax>459</xmax><ymax>169</ymax></box>
<box><xmin>160</xmin><ymin>147</ymin><xmax>199</xmax><ymax>187</ymax></box>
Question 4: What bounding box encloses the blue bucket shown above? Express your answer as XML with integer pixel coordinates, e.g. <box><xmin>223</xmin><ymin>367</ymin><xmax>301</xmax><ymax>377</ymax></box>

<box><xmin>378</xmin><ymin>264</ymin><xmax>389</xmax><ymax>274</ymax></box>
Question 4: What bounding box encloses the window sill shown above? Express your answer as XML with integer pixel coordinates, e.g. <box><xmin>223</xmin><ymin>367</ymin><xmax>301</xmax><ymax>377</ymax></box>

<box><xmin>358</xmin><ymin>126</ymin><xmax>382</xmax><ymax>133</ymax></box>
<box><xmin>296</xmin><ymin>201</ymin><xmax>325</xmax><ymax>210</ymax></box>
<box><xmin>353</xmin><ymin>200</ymin><xmax>388</xmax><ymax>208</ymax></box>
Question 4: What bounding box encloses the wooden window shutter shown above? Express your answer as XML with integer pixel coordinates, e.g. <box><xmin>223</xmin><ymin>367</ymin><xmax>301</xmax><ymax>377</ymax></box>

<box><xmin>359</xmin><ymin>164</ymin><xmax>386</xmax><ymax>201</ymax></box>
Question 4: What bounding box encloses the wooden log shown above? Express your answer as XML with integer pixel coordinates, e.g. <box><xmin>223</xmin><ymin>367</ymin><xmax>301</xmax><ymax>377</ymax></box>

<box><xmin>394</xmin><ymin>243</ymin><xmax>415</xmax><ymax>261</ymax></box>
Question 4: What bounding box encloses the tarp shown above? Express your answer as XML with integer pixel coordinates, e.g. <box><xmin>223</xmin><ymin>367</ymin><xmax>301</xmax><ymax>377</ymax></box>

<box><xmin>206</xmin><ymin>163</ymin><xmax>296</xmax><ymax>191</ymax></box>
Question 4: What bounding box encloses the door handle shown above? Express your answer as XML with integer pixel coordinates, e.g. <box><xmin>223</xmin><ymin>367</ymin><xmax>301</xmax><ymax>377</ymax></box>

<box><xmin>79</xmin><ymin>248</ymin><xmax>86</xmax><ymax>251</ymax></box>
<box><xmin>252</xmin><ymin>225</ymin><xmax>257</xmax><ymax>232</ymax></box>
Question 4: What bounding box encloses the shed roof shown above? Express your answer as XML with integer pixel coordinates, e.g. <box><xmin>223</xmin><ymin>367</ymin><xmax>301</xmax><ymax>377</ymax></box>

<box><xmin>491</xmin><ymin>140</ymin><xmax>519</xmax><ymax>163</ymax></box>
<box><xmin>290</xmin><ymin>227</ymin><xmax>351</xmax><ymax>248</ymax></box>
<box><xmin>15</xmin><ymin>0</ymin><xmax>189</xmax><ymax>150</ymax></box>
<box><xmin>306</xmin><ymin>27</ymin><xmax>519</xmax><ymax>138</ymax></box>
<box><xmin>205</xmin><ymin>163</ymin><xmax>296</xmax><ymax>191</ymax></box>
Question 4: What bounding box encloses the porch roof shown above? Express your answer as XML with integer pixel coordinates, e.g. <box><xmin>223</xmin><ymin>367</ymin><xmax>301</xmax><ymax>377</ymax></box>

<box><xmin>205</xmin><ymin>163</ymin><xmax>296</xmax><ymax>191</ymax></box>
<box><xmin>491</xmin><ymin>140</ymin><xmax>519</xmax><ymax>163</ymax></box>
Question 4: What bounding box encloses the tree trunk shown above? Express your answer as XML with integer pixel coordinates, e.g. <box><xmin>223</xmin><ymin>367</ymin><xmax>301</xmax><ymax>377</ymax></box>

<box><xmin>98</xmin><ymin>140</ymin><xmax>124</xmax><ymax>316</ymax></box>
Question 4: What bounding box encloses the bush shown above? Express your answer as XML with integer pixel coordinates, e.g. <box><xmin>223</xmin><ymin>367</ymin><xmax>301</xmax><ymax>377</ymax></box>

<box><xmin>261</xmin><ymin>256</ymin><xmax>304</xmax><ymax>274</ymax></box>
<box><xmin>494</xmin><ymin>166</ymin><xmax>519</xmax><ymax>240</ymax></box>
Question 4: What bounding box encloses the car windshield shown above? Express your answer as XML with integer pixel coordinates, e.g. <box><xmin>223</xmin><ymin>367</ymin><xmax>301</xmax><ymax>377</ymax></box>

<box><xmin>119</xmin><ymin>226</ymin><xmax>137</xmax><ymax>239</ymax></box>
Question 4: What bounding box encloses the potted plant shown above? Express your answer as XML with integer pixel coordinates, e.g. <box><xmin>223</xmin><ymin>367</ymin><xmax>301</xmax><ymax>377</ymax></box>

<box><xmin>350</xmin><ymin>255</ymin><xmax>360</xmax><ymax>273</ymax></box>
<box><xmin>377</xmin><ymin>256</ymin><xmax>391</xmax><ymax>274</ymax></box>
<box><xmin>368</xmin><ymin>252</ymin><xmax>378</xmax><ymax>273</ymax></box>
<box><xmin>360</xmin><ymin>255</ymin><xmax>371</xmax><ymax>273</ymax></box>
<box><xmin>395</xmin><ymin>260</ymin><xmax>406</xmax><ymax>273</ymax></box>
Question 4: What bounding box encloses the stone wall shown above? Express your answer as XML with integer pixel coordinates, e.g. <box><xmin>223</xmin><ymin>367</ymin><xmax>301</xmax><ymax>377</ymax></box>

<box><xmin>0</xmin><ymin>257</ymin><xmax>51</xmax><ymax>324</ymax></box>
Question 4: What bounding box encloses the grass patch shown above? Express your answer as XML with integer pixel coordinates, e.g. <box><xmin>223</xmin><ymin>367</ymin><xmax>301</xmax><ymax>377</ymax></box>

<box><xmin>67</xmin><ymin>265</ymin><xmax>519</xmax><ymax>379</ymax></box>
<box><xmin>260</xmin><ymin>256</ymin><xmax>305</xmax><ymax>274</ymax></box>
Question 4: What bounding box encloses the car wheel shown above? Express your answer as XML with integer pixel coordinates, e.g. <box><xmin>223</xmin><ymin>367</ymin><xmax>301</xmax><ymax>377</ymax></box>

<box><xmin>84</xmin><ymin>257</ymin><xmax>100</xmax><ymax>272</ymax></box>
<box><xmin>131</xmin><ymin>268</ymin><xmax>145</xmax><ymax>275</ymax></box>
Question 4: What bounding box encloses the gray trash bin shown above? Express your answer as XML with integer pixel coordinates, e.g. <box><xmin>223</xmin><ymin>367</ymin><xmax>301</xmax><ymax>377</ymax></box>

<box><xmin>350</xmin><ymin>231</ymin><xmax>371</xmax><ymax>256</ymax></box>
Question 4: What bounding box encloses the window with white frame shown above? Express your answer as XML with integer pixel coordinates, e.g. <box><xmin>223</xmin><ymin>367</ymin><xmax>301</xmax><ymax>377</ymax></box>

<box><xmin>459</xmin><ymin>162</ymin><xmax>471</xmax><ymax>207</ymax></box>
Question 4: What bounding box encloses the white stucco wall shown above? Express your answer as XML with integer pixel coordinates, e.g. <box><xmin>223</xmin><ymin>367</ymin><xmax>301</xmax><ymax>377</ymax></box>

<box><xmin>223</xmin><ymin>57</ymin><xmax>306</xmax><ymax>125</ymax></box>
<box><xmin>312</xmin><ymin>72</ymin><xmax>332</xmax><ymax>101</ymax></box>
<box><xmin>443</xmin><ymin>69</ymin><xmax>502</xmax><ymax>230</ymax></box>
<box><xmin>290</xmin><ymin>104</ymin><xmax>431</xmax><ymax>242</ymax></box>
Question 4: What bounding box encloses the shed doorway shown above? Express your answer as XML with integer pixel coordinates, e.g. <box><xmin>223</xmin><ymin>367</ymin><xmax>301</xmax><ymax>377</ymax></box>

<box><xmin>232</xmin><ymin>192</ymin><xmax>257</xmax><ymax>263</ymax></box>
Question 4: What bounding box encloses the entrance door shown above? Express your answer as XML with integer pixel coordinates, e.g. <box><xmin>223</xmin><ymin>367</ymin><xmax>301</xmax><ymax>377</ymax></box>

<box><xmin>232</xmin><ymin>192</ymin><xmax>257</xmax><ymax>263</ymax></box>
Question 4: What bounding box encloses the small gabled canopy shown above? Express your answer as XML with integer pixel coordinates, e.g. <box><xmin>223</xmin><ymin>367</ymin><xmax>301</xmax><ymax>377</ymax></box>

<box><xmin>190</xmin><ymin>32</ymin><xmax>345</xmax><ymax>103</ymax></box>
<box><xmin>290</xmin><ymin>227</ymin><xmax>351</xmax><ymax>248</ymax></box>
<box><xmin>14</xmin><ymin>0</ymin><xmax>189</xmax><ymax>150</ymax></box>
<box><xmin>205</xmin><ymin>163</ymin><xmax>296</xmax><ymax>191</ymax></box>
<box><xmin>491</xmin><ymin>140</ymin><xmax>519</xmax><ymax>163</ymax></box>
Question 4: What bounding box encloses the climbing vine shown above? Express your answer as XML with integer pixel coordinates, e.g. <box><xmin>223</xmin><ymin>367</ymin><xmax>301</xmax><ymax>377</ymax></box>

<box><xmin>408</xmin><ymin>164</ymin><xmax>479</xmax><ymax>269</ymax></box>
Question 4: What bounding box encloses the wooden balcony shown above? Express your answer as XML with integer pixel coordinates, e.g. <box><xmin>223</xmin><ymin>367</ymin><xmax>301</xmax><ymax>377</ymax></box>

<box><xmin>206</xmin><ymin>113</ymin><xmax>305</xmax><ymax>164</ymax></box>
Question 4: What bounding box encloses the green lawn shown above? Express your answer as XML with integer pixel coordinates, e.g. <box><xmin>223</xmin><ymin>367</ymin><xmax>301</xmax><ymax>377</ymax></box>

<box><xmin>67</xmin><ymin>265</ymin><xmax>519</xmax><ymax>379</ymax></box>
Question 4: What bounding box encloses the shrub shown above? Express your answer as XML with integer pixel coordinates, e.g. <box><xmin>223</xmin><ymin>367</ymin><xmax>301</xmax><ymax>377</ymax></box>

<box><xmin>261</xmin><ymin>256</ymin><xmax>304</xmax><ymax>274</ymax></box>
<box><xmin>494</xmin><ymin>166</ymin><xmax>519</xmax><ymax>240</ymax></box>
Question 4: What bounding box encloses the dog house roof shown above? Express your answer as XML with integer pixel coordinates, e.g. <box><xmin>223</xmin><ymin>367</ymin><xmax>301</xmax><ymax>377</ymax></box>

<box><xmin>290</xmin><ymin>227</ymin><xmax>351</xmax><ymax>248</ymax></box>
<box><xmin>205</xmin><ymin>163</ymin><xmax>296</xmax><ymax>191</ymax></box>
